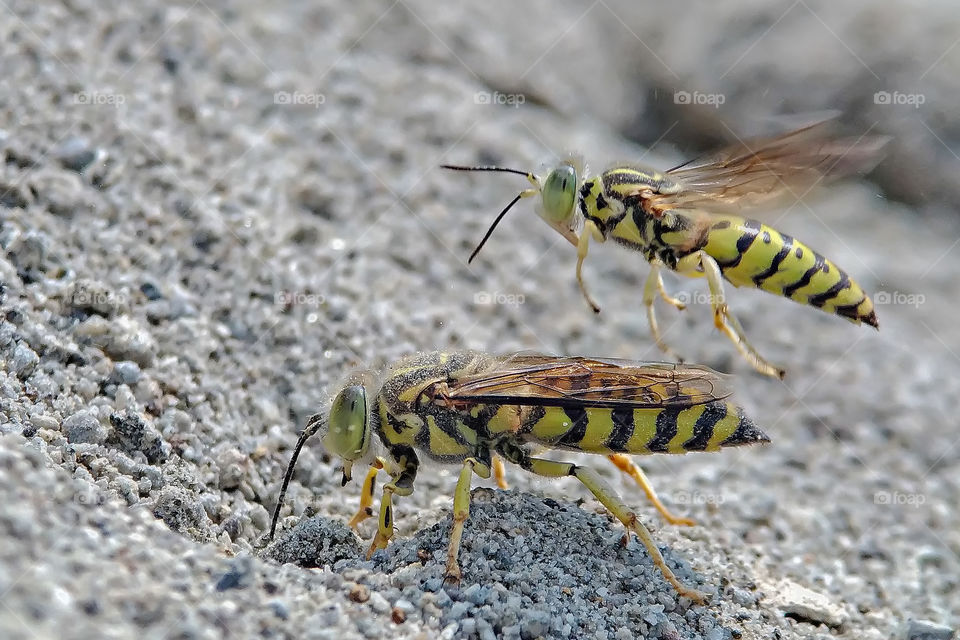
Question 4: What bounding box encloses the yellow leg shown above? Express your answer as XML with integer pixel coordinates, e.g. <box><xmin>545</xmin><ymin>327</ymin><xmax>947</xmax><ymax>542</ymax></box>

<box><xmin>696</xmin><ymin>252</ymin><xmax>785</xmax><ymax>379</ymax></box>
<box><xmin>367</xmin><ymin>483</ymin><xmax>395</xmax><ymax>559</ymax></box>
<box><xmin>576</xmin><ymin>220</ymin><xmax>605</xmax><ymax>313</ymax></box>
<box><xmin>642</xmin><ymin>261</ymin><xmax>685</xmax><ymax>362</ymax></box>
<box><xmin>674</xmin><ymin>251</ymin><xmax>785</xmax><ymax>379</ymax></box>
<box><xmin>492</xmin><ymin>455</ymin><xmax>509</xmax><ymax>490</ymax></box>
<box><xmin>524</xmin><ymin>456</ymin><xmax>709</xmax><ymax>603</ymax></box>
<box><xmin>607</xmin><ymin>454</ymin><xmax>695</xmax><ymax>526</ymax></box>
<box><xmin>366</xmin><ymin>466</ymin><xmax>415</xmax><ymax>558</ymax></box>
<box><xmin>444</xmin><ymin>459</ymin><xmax>478</xmax><ymax>585</ymax></box>
<box><xmin>653</xmin><ymin>262</ymin><xmax>688</xmax><ymax>310</ymax></box>
<box><xmin>348</xmin><ymin>459</ymin><xmax>384</xmax><ymax>529</ymax></box>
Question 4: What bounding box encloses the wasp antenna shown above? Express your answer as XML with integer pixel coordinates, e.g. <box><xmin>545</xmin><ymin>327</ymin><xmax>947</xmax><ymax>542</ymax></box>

<box><xmin>441</xmin><ymin>164</ymin><xmax>532</xmax><ymax>178</ymax></box>
<box><xmin>269</xmin><ymin>414</ymin><xmax>324</xmax><ymax>540</ymax></box>
<box><xmin>468</xmin><ymin>192</ymin><xmax>524</xmax><ymax>263</ymax></box>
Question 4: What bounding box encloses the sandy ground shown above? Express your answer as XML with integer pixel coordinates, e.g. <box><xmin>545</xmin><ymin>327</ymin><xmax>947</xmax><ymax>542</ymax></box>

<box><xmin>1</xmin><ymin>1</ymin><xmax>958</xmax><ymax>639</ymax></box>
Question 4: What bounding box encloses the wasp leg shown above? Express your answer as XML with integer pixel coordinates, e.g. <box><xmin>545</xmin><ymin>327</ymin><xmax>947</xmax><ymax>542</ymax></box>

<box><xmin>607</xmin><ymin>454</ymin><xmax>695</xmax><ymax>527</ymax></box>
<box><xmin>492</xmin><ymin>455</ymin><xmax>509</xmax><ymax>490</ymax></box>
<box><xmin>676</xmin><ymin>251</ymin><xmax>786</xmax><ymax>379</ymax></box>
<box><xmin>367</xmin><ymin>449</ymin><xmax>419</xmax><ymax>558</ymax></box>
<box><xmin>497</xmin><ymin>442</ymin><xmax>709</xmax><ymax>603</ymax></box>
<box><xmin>576</xmin><ymin>220</ymin><xmax>605</xmax><ymax>313</ymax></box>
<box><xmin>642</xmin><ymin>261</ymin><xmax>685</xmax><ymax>362</ymax></box>
<box><xmin>367</xmin><ymin>484</ymin><xmax>393</xmax><ymax>558</ymax></box>
<box><xmin>348</xmin><ymin>458</ymin><xmax>384</xmax><ymax>529</ymax></box>
<box><xmin>444</xmin><ymin>456</ymin><xmax>491</xmax><ymax>586</ymax></box>
<box><xmin>652</xmin><ymin>260</ymin><xmax>688</xmax><ymax>310</ymax></box>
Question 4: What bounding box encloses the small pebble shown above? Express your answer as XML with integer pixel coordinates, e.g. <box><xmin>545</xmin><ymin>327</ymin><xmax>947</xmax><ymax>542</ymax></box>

<box><xmin>54</xmin><ymin>136</ymin><xmax>97</xmax><ymax>172</ymax></box>
<box><xmin>10</xmin><ymin>343</ymin><xmax>39</xmax><ymax>379</ymax></box>
<box><xmin>62</xmin><ymin>410</ymin><xmax>107</xmax><ymax>445</ymax></box>
<box><xmin>368</xmin><ymin>592</ymin><xmax>390</xmax><ymax>614</ymax></box>
<box><xmin>903</xmin><ymin>619</ymin><xmax>955</xmax><ymax>640</ymax></box>
<box><xmin>109</xmin><ymin>361</ymin><xmax>141</xmax><ymax>385</ymax></box>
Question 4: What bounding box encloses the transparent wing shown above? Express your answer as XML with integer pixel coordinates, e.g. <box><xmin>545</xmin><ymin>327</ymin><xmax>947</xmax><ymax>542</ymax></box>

<box><xmin>444</xmin><ymin>354</ymin><xmax>732</xmax><ymax>409</ymax></box>
<box><xmin>644</xmin><ymin>120</ymin><xmax>889</xmax><ymax>214</ymax></box>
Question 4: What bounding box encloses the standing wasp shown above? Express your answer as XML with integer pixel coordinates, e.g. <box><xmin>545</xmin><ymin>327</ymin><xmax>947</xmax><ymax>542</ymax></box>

<box><xmin>443</xmin><ymin>121</ymin><xmax>888</xmax><ymax>378</ymax></box>
<box><xmin>269</xmin><ymin>351</ymin><xmax>769</xmax><ymax>602</ymax></box>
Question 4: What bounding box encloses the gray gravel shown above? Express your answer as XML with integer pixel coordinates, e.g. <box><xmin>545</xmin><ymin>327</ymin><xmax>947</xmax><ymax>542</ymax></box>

<box><xmin>1</xmin><ymin>1</ymin><xmax>959</xmax><ymax>639</ymax></box>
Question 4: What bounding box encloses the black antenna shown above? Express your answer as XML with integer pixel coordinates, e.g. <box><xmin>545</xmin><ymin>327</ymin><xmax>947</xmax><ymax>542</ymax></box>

<box><xmin>269</xmin><ymin>413</ymin><xmax>324</xmax><ymax>540</ymax></box>
<box><xmin>468</xmin><ymin>192</ymin><xmax>524</xmax><ymax>262</ymax></box>
<box><xmin>440</xmin><ymin>164</ymin><xmax>530</xmax><ymax>178</ymax></box>
<box><xmin>440</xmin><ymin>165</ymin><xmax>535</xmax><ymax>262</ymax></box>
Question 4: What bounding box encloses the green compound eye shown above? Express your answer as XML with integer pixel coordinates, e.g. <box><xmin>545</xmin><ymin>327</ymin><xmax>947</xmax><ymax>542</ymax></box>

<box><xmin>541</xmin><ymin>163</ymin><xmax>578</xmax><ymax>224</ymax></box>
<box><xmin>323</xmin><ymin>385</ymin><xmax>368</xmax><ymax>461</ymax></box>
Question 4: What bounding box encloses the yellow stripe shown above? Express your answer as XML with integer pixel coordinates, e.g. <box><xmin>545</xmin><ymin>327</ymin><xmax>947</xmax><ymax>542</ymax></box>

<box><xmin>379</xmin><ymin>403</ymin><xmax>415</xmax><ymax>446</ymax></box>
<box><xmin>706</xmin><ymin>404</ymin><xmax>741</xmax><ymax>449</ymax></box>
<box><xmin>609</xmin><ymin>211</ymin><xmax>644</xmax><ymax>245</ymax></box>
<box><xmin>722</xmin><ymin>226</ymin><xmax>786</xmax><ymax>286</ymax></box>
<box><xmin>700</xmin><ymin>215</ymin><xmax>745</xmax><ymax>265</ymax></box>
<box><xmin>667</xmin><ymin>405</ymin><xmax>706</xmax><ymax>453</ymax></box>
<box><xmin>623</xmin><ymin>409</ymin><xmax>657</xmax><ymax>453</ymax></box>
<box><xmin>532</xmin><ymin>407</ymin><xmax>575</xmax><ymax>441</ymax></box>
<box><xmin>455</xmin><ymin>419</ymin><xmax>478</xmax><ymax>446</ymax></box>
<box><xmin>426</xmin><ymin>416</ymin><xmax>469</xmax><ymax>456</ymax></box>
<box><xmin>577</xmin><ymin>408</ymin><xmax>614</xmax><ymax>452</ymax></box>
<box><xmin>485</xmin><ymin>405</ymin><xmax>520</xmax><ymax>435</ymax></box>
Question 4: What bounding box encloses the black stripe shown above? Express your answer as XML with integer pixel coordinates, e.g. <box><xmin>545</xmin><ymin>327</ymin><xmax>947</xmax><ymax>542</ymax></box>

<box><xmin>834</xmin><ymin>296</ymin><xmax>867</xmax><ymax>322</ymax></box>
<box><xmin>606</xmin><ymin>408</ymin><xmax>635</xmax><ymax>452</ymax></box>
<box><xmin>474</xmin><ymin>404</ymin><xmax>501</xmax><ymax>439</ymax></box>
<box><xmin>555</xmin><ymin>407</ymin><xmax>589</xmax><ymax>447</ymax></box>
<box><xmin>647</xmin><ymin>408</ymin><xmax>680</xmax><ymax>453</ymax></box>
<box><xmin>752</xmin><ymin>233</ymin><xmax>793</xmax><ymax>286</ymax></box>
<box><xmin>416</xmin><ymin>408</ymin><xmax>469</xmax><ymax>461</ymax></box>
<box><xmin>783</xmin><ymin>252</ymin><xmax>826</xmax><ymax>298</ymax></box>
<box><xmin>711</xmin><ymin>220</ymin><xmax>731</xmax><ymax>230</ymax></box>
<box><xmin>683</xmin><ymin>402</ymin><xmax>726</xmax><ymax>451</ymax></box>
<box><xmin>461</xmin><ymin>393</ymin><xmax>672</xmax><ymax>410</ymax></box>
<box><xmin>720</xmin><ymin>410</ymin><xmax>770</xmax><ymax>447</ymax></box>
<box><xmin>652</xmin><ymin>218</ymin><xmax>667</xmax><ymax>246</ymax></box>
<box><xmin>595</xmin><ymin>192</ymin><xmax>608</xmax><ymax>211</ymax></box>
<box><xmin>807</xmin><ymin>269</ymin><xmax>851</xmax><ymax>309</ymax></box>
<box><xmin>387</xmin><ymin>445</ymin><xmax>419</xmax><ymax>492</ymax></box>
<box><xmin>518</xmin><ymin>405</ymin><xmax>546</xmax><ymax>435</ymax></box>
<box><xmin>716</xmin><ymin>219</ymin><xmax>762</xmax><ymax>269</ymax></box>
<box><xmin>634</xmin><ymin>210</ymin><xmax>653</xmax><ymax>243</ymax></box>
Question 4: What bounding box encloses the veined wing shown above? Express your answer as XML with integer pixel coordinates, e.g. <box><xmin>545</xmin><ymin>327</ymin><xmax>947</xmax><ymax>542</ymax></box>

<box><xmin>644</xmin><ymin>120</ymin><xmax>889</xmax><ymax>214</ymax></box>
<box><xmin>443</xmin><ymin>354</ymin><xmax>733</xmax><ymax>410</ymax></box>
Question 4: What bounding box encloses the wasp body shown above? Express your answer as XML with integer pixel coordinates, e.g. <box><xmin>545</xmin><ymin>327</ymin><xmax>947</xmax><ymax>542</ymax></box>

<box><xmin>270</xmin><ymin>351</ymin><xmax>769</xmax><ymax>603</ymax></box>
<box><xmin>444</xmin><ymin>121</ymin><xmax>886</xmax><ymax>377</ymax></box>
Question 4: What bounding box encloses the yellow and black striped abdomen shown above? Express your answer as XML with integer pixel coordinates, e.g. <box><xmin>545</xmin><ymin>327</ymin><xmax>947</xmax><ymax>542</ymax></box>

<box><xmin>700</xmin><ymin>216</ymin><xmax>877</xmax><ymax>327</ymax></box>
<box><xmin>520</xmin><ymin>401</ymin><xmax>768</xmax><ymax>455</ymax></box>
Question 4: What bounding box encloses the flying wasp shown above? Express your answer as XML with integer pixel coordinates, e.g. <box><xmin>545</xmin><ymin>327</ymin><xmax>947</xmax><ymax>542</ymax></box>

<box><xmin>269</xmin><ymin>351</ymin><xmax>769</xmax><ymax>602</ymax></box>
<box><xmin>442</xmin><ymin>121</ymin><xmax>888</xmax><ymax>378</ymax></box>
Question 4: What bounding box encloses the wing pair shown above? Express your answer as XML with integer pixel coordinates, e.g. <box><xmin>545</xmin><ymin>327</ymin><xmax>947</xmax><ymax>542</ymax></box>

<box><xmin>443</xmin><ymin>354</ymin><xmax>733</xmax><ymax>410</ymax></box>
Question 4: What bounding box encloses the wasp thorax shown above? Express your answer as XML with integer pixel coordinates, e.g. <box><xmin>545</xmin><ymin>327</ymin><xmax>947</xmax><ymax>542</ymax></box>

<box><xmin>541</xmin><ymin>162</ymin><xmax>578</xmax><ymax>224</ymax></box>
<box><xmin>323</xmin><ymin>384</ymin><xmax>369</xmax><ymax>461</ymax></box>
